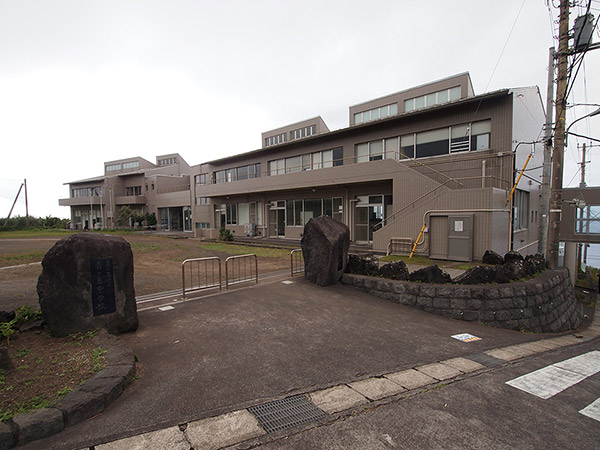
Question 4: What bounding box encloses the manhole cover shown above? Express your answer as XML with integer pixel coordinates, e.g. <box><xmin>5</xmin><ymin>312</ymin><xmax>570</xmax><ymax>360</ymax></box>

<box><xmin>248</xmin><ymin>395</ymin><xmax>327</xmax><ymax>434</ymax></box>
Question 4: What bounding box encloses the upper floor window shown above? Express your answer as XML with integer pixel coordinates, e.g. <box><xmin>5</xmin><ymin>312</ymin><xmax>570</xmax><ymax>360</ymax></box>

<box><xmin>401</xmin><ymin>120</ymin><xmax>491</xmax><ymax>159</ymax></box>
<box><xmin>158</xmin><ymin>157</ymin><xmax>177</xmax><ymax>166</ymax></box>
<box><xmin>265</xmin><ymin>133</ymin><xmax>286</xmax><ymax>147</ymax></box>
<box><xmin>196</xmin><ymin>197</ymin><xmax>209</xmax><ymax>206</ymax></box>
<box><xmin>72</xmin><ymin>187</ymin><xmax>102</xmax><ymax>198</ymax></box>
<box><xmin>105</xmin><ymin>164</ymin><xmax>121</xmax><ymax>172</ymax></box>
<box><xmin>404</xmin><ymin>86</ymin><xmax>461</xmax><ymax>112</ymax></box>
<box><xmin>576</xmin><ymin>205</ymin><xmax>600</xmax><ymax>234</ymax></box>
<box><xmin>354</xmin><ymin>103</ymin><xmax>398</xmax><ymax>125</ymax></box>
<box><xmin>290</xmin><ymin>125</ymin><xmax>316</xmax><ymax>141</ymax></box>
<box><xmin>269</xmin><ymin>147</ymin><xmax>343</xmax><ymax>175</ymax></box>
<box><xmin>195</xmin><ymin>173</ymin><xmax>208</xmax><ymax>185</ymax></box>
<box><xmin>513</xmin><ymin>189</ymin><xmax>529</xmax><ymax>231</ymax></box>
<box><xmin>355</xmin><ymin>138</ymin><xmax>399</xmax><ymax>163</ymax></box>
<box><xmin>213</xmin><ymin>163</ymin><xmax>261</xmax><ymax>184</ymax></box>
<box><xmin>126</xmin><ymin>186</ymin><xmax>142</xmax><ymax>196</ymax></box>
<box><xmin>122</xmin><ymin>161</ymin><xmax>139</xmax><ymax>169</ymax></box>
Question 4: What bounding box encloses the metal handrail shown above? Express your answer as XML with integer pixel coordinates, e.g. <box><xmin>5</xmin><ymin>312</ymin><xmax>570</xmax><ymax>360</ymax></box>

<box><xmin>225</xmin><ymin>254</ymin><xmax>258</xmax><ymax>289</ymax></box>
<box><xmin>290</xmin><ymin>249</ymin><xmax>304</xmax><ymax>276</ymax></box>
<box><xmin>181</xmin><ymin>257</ymin><xmax>222</xmax><ymax>299</ymax></box>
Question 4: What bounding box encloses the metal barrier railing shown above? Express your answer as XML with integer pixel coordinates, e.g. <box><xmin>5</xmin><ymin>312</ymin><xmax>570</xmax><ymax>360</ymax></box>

<box><xmin>181</xmin><ymin>257</ymin><xmax>222</xmax><ymax>299</ymax></box>
<box><xmin>225</xmin><ymin>254</ymin><xmax>258</xmax><ymax>289</ymax></box>
<box><xmin>290</xmin><ymin>249</ymin><xmax>304</xmax><ymax>276</ymax></box>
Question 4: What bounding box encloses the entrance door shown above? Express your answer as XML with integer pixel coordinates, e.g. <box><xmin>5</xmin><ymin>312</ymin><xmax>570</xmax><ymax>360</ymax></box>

<box><xmin>448</xmin><ymin>215</ymin><xmax>473</xmax><ymax>262</ymax></box>
<box><xmin>183</xmin><ymin>207</ymin><xmax>192</xmax><ymax>232</ymax></box>
<box><xmin>269</xmin><ymin>201</ymin><xmax>286</xmax><ymax>237</ymax></box>
<box><xmin>354</xmin><ymin>195</ymin><xmax>384</xmax><ymax>243</ymax></box>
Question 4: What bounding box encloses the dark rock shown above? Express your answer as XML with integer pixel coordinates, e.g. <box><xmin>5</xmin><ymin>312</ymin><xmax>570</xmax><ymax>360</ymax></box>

<box><xmin>409</xmin><ymin>265</ymin><xmax>451</xmax><ymax>284</ymax></box>
<box><xmin>0</xmin><ymin>421</ymin><xmax>14</xmax><ymax>450</ymax></box>
<box><xmin>12</xmin><ymin>407</ymin><xmax>63</xmax><ymax>446</ymax></box>
<box><xmin>503</xmin><ymin>251</ymin><xmax>523</xmax><ymax>263</ymax></box>
<box><xmin>0</xmin><ymin>311</ymin><xmax>15</xmax><ymax>324</ymax></box>
<box><xmin>453</xmin><ymin>266</ymin><xmax>497</xmax><ymax>285</ymax></box>
<box><xmin>37</xmin><ymin>233</ymin><xmax>138</xmax><ymax>337</ymax></box>
<box><xmin>525</xmin><ymin>253</ymin><xmax>546</xmax><ymax>273</ymax></box>
<box><xmin>0</xmin><ymin>347</ymin><xmax>13</xmax><ymax>371</ymax></box>
<box><xmin>301</xmin><ymin>215</ymin><xmax>350</xmax><ymax>286</ymax></box>
<box><xmin>378</xmin><ymin>261</ymin><xmax>409</xmax><ymax>280</ymax></box>
<box><xmin>498</xmin><ymin>259</ymin><xmax>529</xmax><ymax>282</ymax></box>
<box><xmin>55</xmin><ymin>390</ymin><xmax>105</xmax><ymax>427</ymax></box>
<box><xmin>346</xmin><ymin>254</ymin><xmax>379</xmax><ymax>276</ymax></box>
<box><xmin>482</xmin><ymin>250</ymin><xmax>503</xmax><ymax>265</ymax></box>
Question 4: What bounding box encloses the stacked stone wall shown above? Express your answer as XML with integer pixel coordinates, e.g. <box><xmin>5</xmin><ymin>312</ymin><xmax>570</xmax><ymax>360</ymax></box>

<box><xmin>341</xmin><ymin>268</ymin><xmax>582</xmax><ymax>333</ymax></box>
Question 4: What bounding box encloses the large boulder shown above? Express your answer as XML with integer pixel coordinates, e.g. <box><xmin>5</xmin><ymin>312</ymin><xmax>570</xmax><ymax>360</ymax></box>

<box><xmin>37</xmin><ymin>233</ymin><xmax>138</xmax><ymax>337</ymax></box>
<box><xmin>503</xmin><ymin>251</ymin><xmax>523</xmax><ymax>264</ymax></box>
<box><xmin>409</xmin><ymin>265</ymin><xmax>451</xmax><ymax>284</ymax></box>
<box><xmin>301</xmin><ymin>216</ymin><xmax>350</xmax><ymax>286</ymax></box>
<box><xmin>346</xmin><ymin>254</ymin><xmax>379</xmax><ymax>277</ymax></box>
<box><xmin>378</xmin><ymin>261</ymin><xmax>409</xmax><ymax>280</ymax></box>
<box><xmin>482</xmin><ymin>250</ymin><xmax>503</xmax><ymax>265</ymax></box>
<box><xmin>525</xmin><ymin>253</ymin><xmax>546</xmax><ymax>273</ymax></box>
<box><xmin>453</xmin><ymin>266</ymin><xmax>497</xmax><ymax>285</ymax></box>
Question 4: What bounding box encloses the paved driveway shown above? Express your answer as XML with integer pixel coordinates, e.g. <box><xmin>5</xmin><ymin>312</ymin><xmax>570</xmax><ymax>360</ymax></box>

<box><xmin>24</xmin><ymin>276</ymin><xmax>554</xmax><ymax>450</ymax></box>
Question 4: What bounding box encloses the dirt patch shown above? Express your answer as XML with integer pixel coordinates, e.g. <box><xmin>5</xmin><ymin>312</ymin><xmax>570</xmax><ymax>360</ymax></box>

<box><xmin>0</xmin><ymin>232</ymin><xmax>291</xmax><ymax>311</ymax></box>
<box><xmin>0</xmin><ymin>329</ymin><xmax>105</xmax><ymax>420</ymax></box>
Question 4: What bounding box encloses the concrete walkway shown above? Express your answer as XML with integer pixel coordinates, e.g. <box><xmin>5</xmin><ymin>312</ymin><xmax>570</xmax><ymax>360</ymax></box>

<box><xmin>20</xmin><ymin>276</ymin><xmax>599</xmax><ymax>450</ymax></box>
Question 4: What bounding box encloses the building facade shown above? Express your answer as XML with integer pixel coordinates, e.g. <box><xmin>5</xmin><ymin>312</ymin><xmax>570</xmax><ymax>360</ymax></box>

<box><xmin>60</xmin><ymin>73</ymin><xmax>546</xmax><ymax>261</ymax></box>
<box><xmin>59</xmin><ymin>153</ymin><xmax>193</xmax><ymax>231</ymax></box>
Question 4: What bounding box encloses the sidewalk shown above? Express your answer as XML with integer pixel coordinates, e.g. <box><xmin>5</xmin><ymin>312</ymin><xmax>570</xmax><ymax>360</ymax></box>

<box><xmin>20</xmin><ymin>277</ymin><xmax>599</xmax><ymax>450</ymax></box>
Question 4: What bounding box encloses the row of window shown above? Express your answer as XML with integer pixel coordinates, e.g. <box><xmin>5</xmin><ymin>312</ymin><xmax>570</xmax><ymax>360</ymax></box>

<box><xmin>404</xmin><ymin>86</ymin><xmax>461</xmax><ymax>113</ymax></box>
<box><xmin>158</xmin><ymin>158</ymin><xmax>176</xmax><ymax>166</ymax></box>
<box><xmin>72</xmin><ymin>187</ymin><xmax>102</xmax><ymax>198</ymax></box>
<box><xmin>269</xmin><ymin>148</ymin><xmax>344</xmax><ymax>175</ymax></box>
<box><xmin>123</xmin><ymin>161</ymin><xmax>140</xmax><ymax>169</ymax></box>
<box><xmin>215</xmin><ymin>202</ymin><xmax>263</xmax><ymax>226</ymax></box>
<box><xmin>213</xmin><ymin>163</ymin><xmax>262</xmax><ymax>184</ymax></box>
<box><xmin>194</xmin><ymin>173</ymin><xmax>208</xmax><ymax>185</ymax></box>
<box><xmin>354</xmin><ymin>103</ymin><xmax>398</xmax><ymax>125</ymax></box>
<box><xmin>290</xmin><ymin>125</ymin><xmax>317</xmax><ymax>140</ymax></box>
<box><xmin>264</xmin><ymin>133</ymin><xmax>286</xmax><ymax>147</ymax></box>
<box><xmin>105</xmin><ymin>164</ymin><xmax>122</xmax><ymax>172</ymax></box>
<box><xmin>285</xmin><ymin>198</ymin><xmax>343</xmax><ymax>226</ymax></box>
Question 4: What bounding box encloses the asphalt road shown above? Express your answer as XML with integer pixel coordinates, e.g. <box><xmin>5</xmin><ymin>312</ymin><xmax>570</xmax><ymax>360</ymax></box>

<box><xmin>259</xmin><ymin>339</ymin><xmax>600</xmax><ymax>450</ymax></box>
<box><xmin>20</xmin><ymin>277</ymin><xmax>589</xmax><ymax>450</ymax></box>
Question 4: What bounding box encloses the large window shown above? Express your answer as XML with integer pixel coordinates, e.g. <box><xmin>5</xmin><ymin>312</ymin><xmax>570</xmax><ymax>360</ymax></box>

<box><xmin>126</xmin><ymin>186</ymin><xmax>142</xmax><ymax>196</ymax></box>
<box><xmin>265</xmin><ymin>133</ymin><xmax>286</xmax><ymax>147</ymax></box>
<box><xmin>269</xmin><ymin>148</ymin><xmax>343</xmax><ymax>175</ymax></box>
<box><xmin>401</xmin><ymin>120</ymin><xmax>491</xmax><ymax>159</ymax></box>
<box><xmin>355</xmin><ymin>138</ymin><xmax>399</xmax><ymax>163</ymax></box>
<box><xmin>290</xmin><ymin>125</ymin><xmax>316</xmax><ymax>141</ymax></box>
<box><xmin>214</xmin><ymin>163</ymin><xmax>261</xmax><ymax>184</ymax></box>
<box><xmin>575</xmin><ymin>206</ymin><xmax>600</xmax><ymax>234</ymax></box>
<box><xmin>123</xmin><ymin>161</ymin><xmax>140</xmax><ymax>169</ymax></box>
<box><xmin>404</xmin><ymin>86</ymin><xmax>461</xmax><ymax>112</ymax></box>
<box><xmin>285</xmin><ymin>198</ymin><xmax>343</xmax><ymax>226</ymax></box>
<box><xmin>512</xmin><ymin>189</ymin><xmax>529</xmax><ymax>231</ymax></box>
<box><xmin>105</xmin><ymin>164</ymin><xmax>121</xmax><ymax>172</ymax></box>
<box><xmin>72</xmin><ymin>187</ymin><xmax>102</xmax><ymax>198</ymax></box>
<box><xmin>194</xmin><ymin>173</ymin><xmax>208</xmax><ymax>185</ymax></box>
<box><xmin>354</xmin><ymin>103</ymin><xmax>399</xmax><ymax>125</ymax></box>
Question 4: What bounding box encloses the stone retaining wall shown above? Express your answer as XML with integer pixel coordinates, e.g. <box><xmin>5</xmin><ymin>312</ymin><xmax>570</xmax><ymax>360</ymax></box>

<box><xmin>341</xmin><ymin>268</ymin><xmax>583</xmax><ymax>333</ymax></box>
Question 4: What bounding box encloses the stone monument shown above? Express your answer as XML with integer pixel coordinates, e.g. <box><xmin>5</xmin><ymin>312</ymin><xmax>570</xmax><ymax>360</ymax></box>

<box><xmin>301</xmin><ymin>215</ymin><xmax>350</xmax><ymax>286</ymax></box>
<box><xmin>37</xmin><ymin>233</ymin><xmax>138</xmax><ymax>337</ymax></box>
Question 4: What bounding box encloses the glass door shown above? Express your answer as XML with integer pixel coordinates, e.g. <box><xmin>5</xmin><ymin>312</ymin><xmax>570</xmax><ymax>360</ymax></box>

<box><xmin>269</xmin><ymin>201</ymin><xmax>286</xmax><ymax>237</ymax></box>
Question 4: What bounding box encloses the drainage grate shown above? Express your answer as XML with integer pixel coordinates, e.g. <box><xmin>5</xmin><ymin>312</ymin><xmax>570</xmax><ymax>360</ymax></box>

<box><xmin>248</xmin><ymin>395</ymin><xmax>327</xmax><ymax>434</ymax></box>
<box><xmin>466</xmin><ymin>352</ymin><xmax>505</xmax><ymax>368</ymax></box>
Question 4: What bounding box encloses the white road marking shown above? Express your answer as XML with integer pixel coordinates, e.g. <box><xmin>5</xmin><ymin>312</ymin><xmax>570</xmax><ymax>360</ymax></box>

<box><xmin>158</xmin><ymin>306</ymin><xmax>175</xmax><ymax>311</ymax></box>
<box><xmin>579</xmin><ymin>397</ymin><xmax>600</xmax><ymax>422</ymax></box>
<box><xmin>506</xmin><ymin>351</ymin><xmax>600</xmax><ymax>399</ymax></box>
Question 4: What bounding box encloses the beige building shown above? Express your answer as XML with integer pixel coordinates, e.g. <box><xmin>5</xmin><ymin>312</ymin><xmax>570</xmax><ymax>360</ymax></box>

<box><xmin>60</xmin><ymin>73</ymin><xmax>546</xmax><ymax>261</ymax></box>
<box><xmin>59</xmin><ymin>153</ymin><xmax>192</xmax><ymax>231</ymax></box>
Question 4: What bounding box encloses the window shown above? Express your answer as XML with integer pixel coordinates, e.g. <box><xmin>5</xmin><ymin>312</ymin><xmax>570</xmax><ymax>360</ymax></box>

<box><xmin>158</xmin><ymin>157</ymin><xmax>176</xmax><ymax>166</ymax></box>
<box><xmin>226</xmin><ymin>204</ymin><xmax>237</xmax><ymax>225</ymax></box>
<box><xmin>126</xmin><ymin>186</ymin><xmax>142</xmax><ymax>196</ymax></box>
<box><xmin>195</xmin><ymin>174</ymin><xmax>208</xmax><ymax>185</ymax></box>
<box><xmin>71</xmin><ymin>187</ymin><xmax>102</xmax><ymax>198</ymax></box>
<box><xmin>404</xmin><ymin>86</ymin><xmax>462</xmax><ymax>112</ymax></box>
<box><xmin>123</xmin><ymin>161</ymin><xmax>140</xmax><ymax>169</ymax></box>
<box><xmin>265</xmin><ymin>133</ymin><xmax>286</xmax><ymax>147</ymax></box>
<box><xmin>512</xmin><ymin>189</ymin><xmax>529</xmax><ymax>230</ymax></box>
<box><xmin>195</xmin><ymin>222</ymin><xmax>210</xmax><ymax>229</ymax></box>
<box><xmin>471</xmin><ymin>121</ymin><xmax>491</xmax><ymax>150</ymax></box>
<box><xmin>196</xmin><ymin>197</ymin><xmax>208</xmax><ymax>205</ymax></box>
<box><xmin>290</xmin><ymin>125</ymin><xmax>317</xmax><ymax>141</ymax></box>
<box><xmin>575</xmin><ymin>206</ymin><xmax>600</xmax><ymax>234</ymax></box>
<box><xmin>214</xmin><ymin>163</ymin><xmax>261</xmax><ymax>183</ymax></box>
<box><xmin>105</xmin><ymin>164</ymin><xmax>121</xmax><ymax>172</ymax></box>
<box><xmin>354</xmin><ymin>103</ymin><xmax>398</xmax><ymax>125</ymax></box>
<box><xmin>270</xmin><ymin>149</ymin><xmax>342</xmax><ymax>175</ymax></box>
<box><xmin>416</xmin><ymin>128</ymin><xmax>449</xmax><ymax>158</ymax></box>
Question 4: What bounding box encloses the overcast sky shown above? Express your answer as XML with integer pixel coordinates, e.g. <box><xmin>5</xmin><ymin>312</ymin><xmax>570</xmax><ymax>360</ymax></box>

<box><xmin>1</xmin><ymin>0</ymin><xmax>599</xmax><ymax>219</ymax></box>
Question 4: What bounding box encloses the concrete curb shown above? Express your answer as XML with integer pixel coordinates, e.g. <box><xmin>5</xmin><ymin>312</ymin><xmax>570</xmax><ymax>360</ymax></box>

<box><xmin>0</xmin><ymin>331</ymin><xmax>136</xmax><ymax>449</ymax></box>
<box><xmin>92</xmin><ymin>299</ymin><xmax>600</xmax><ymax>450</ymax></box>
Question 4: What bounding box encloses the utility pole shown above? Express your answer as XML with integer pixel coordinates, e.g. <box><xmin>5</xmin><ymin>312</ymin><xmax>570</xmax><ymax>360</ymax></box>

<box><xmin>547</xmin><ymin>0</ymin><xmax>570</xmax><ymax>269</ymax></box>
<box><xmin>24</xmin><ymin>179</ymin><xmax>29</xmax><ymax>228</ymax></box>
<box><xmin>539</xmin><ymin>46</ymin><xmax>555</xmax><ymax>257</ymax></box>
<box><xmin>579</xmin><ymin>143</ymin><xmax>588</xmax><ymax>187</ymax></box>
